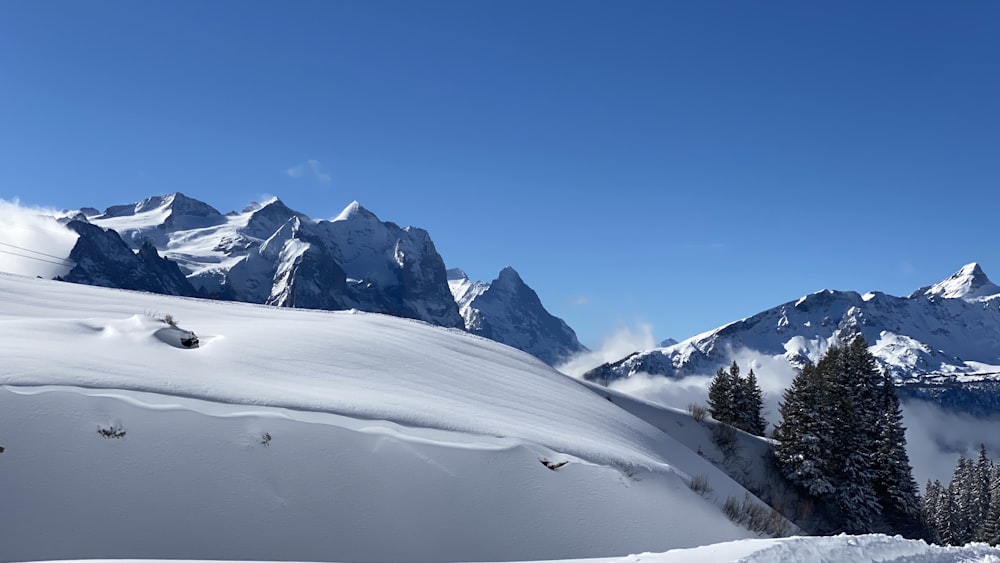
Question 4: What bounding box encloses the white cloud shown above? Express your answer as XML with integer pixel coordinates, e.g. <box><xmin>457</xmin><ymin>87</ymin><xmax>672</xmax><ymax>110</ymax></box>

<box><xmin>556</xmin><ymin>323</ymin><xmax>656</xmax><ymax>378</ymax></box>
<box><xmin>571</xmin><ymin>296</ymin><xmax>591</xmax><ymax>306</ymax></box>
<box><xmin>901</xmin><ymin>400</ymin><xmax>1000</xmax><ymax>486</ymax></box>
<box><xmin>286</xmin><ymin>160</ymin><xmax>331</xmax><ymax>184</ymax></box>
<box><xmin>0</xmin><ymin>200</ymin><xmax>80</xmax><ymax>279</ymax></box>
<box><xmin>602</xmin><ymin>347</ymin><xmax>800</xmax><ymax>431</ymax></box>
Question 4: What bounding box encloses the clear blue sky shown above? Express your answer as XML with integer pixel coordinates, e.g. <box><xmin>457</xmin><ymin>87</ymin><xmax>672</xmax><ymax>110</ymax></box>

<box><xmin>2</xmin><ymin>1</ymin><xmax>998</xmax><ymax>347</ymax></box>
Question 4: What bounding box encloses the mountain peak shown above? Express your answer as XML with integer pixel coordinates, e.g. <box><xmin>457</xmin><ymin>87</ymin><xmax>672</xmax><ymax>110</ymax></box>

<box><xmin>333</xmin><ymin>200</ymin><xmax>377</xmax><ymax>222</ymax></box>
<box><xmin>923</xmin><ymin>262</ymin><xmax>1000</xmax><ymax>301</ymax></box>
<box><xmin>493</xmin><ymin>266</ymin><xmax>525</xmax><ymax>289</ymax></box>
<box><xmin>446</xmin><ymin>268</ymin><xmax>469</xmax><ymax>282</ymax></box>
<box><xmin>242</xmin><ymin>196</ymin><xmax>283</xmax><ymax>214</ymax></box>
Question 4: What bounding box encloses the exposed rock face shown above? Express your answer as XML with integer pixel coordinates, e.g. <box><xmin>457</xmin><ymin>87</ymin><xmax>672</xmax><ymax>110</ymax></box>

<box><xmin>449</xmin><ymin>267</ymin><xmax>587</xmax><ymax>365</ymax></box>
<box><xmin>61</xmin><ymin>220</ymin><xmax>198</xmax><ymax>297</ymax></box>
<box><xmin>310</xmin><ymin>203</ymin><xmax>463</xmax><ymax>328</ymax></box>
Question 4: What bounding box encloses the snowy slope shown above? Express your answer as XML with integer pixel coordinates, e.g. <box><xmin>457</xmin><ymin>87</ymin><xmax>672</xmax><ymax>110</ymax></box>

<box><xmin>25</xmin><ymin>534</ymin><xmax>1000</xmax><ymax>562</ymax></box>
<box><xmin>585</xmin><ymin>263</ymin><xmax>1000</xmax><ymax>385</ymax></box>
<box><xmin>0</xmin><ymin>273</ymin><xmax>767</xmax><ymax>562</ymax></box>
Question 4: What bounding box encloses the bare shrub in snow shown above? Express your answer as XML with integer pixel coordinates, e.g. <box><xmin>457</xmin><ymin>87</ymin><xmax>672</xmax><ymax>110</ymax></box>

<box><xmin>689</xmin><ymin>474</ymin><xmax>713</xmax><ymax>497</ymax></box>
<box><xmin>712</xmin><ymin>423</ymin><xmax>740</xmax><ymax>459</ymax></box>
<box><xmin>687</xmin><ymin>403</ymin><xmax>708</xmax><ymax>422</ymax></box>
<box><xmin>260</xmin><ymin>432</ymin><xmax>272</xmax><ymax>447</ymax></box>
<box><xmin>723</xmin><ymin>493</ymin><xmax>791</xmax><ymax>537</ymax></box>
<box><xmin>162</xmin><ymin>313</ymin><xmax>177</xmax><ymax>327</ymax></box>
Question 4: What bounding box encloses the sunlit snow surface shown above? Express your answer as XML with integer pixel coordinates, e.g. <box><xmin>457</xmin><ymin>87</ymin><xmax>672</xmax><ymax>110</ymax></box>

<box><xmin>0</xmin><ymin>273</ymin><xmax>760</xmax><ymax>562</ymax></box>
<box><xmin>27</xmin><ymin>534</ymin><xmax>1000</xmax><ymax>562</ymax></box>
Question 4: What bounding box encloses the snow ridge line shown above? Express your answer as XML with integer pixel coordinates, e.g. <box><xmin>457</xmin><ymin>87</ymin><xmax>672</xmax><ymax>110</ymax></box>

<box><xmin>1</xmin><ymin>384</ymin><xmax>613</xmax><ymax>469</ymax></box>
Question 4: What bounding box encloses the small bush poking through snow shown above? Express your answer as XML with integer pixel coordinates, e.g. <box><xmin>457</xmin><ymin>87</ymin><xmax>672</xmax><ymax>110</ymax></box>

<box><xmin>97</xmin><ymin>423</ymin><xmax>126</xmax><ymax>439</ymax></box>
<box><xmin>689</xmin><ymin>474</ymin><xmax>713</xmax><ymax>497</ymax></box>
<box><xmin>162</xmin><ymin>313</ymin><xmax>177</xmax><ymax>327</ymax></box>
<box><xmin>260</xmin><ymin>432</ymin><xmax>272</xmax><ymax>447</ymax></box>
<box><xmin>723</xmin><ymin>493</ymin><xmax>791</xmax><ymax>537</ymax></box>
<box><xmin>687</xmin><ymin>403</ymin><xmax>708</xmax><ymax>422</ymax></box>
<box><xmin>712</xmin><ymin>423</ymin><xmax>740</xmax><ymax>459</ymax></box>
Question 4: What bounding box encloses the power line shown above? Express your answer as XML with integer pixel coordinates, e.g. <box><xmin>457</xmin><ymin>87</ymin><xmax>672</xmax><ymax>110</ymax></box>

<box><xmin>0</xmin><ymin>240</ymin><xmax>73</xmax><ymax>262</ymax></box>
<box><xmin>0</xmin><ymin>248</ymin><xmax>75</xmax><ymax>267</ymax></box>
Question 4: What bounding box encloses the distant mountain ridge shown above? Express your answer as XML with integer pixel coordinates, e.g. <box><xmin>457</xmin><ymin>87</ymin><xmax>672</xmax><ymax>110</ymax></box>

<box><xmin>584</xmin><ymin>263</ymin><xmax>1000</xmax><ymax>388</ymax></box>
<box><xmin>448</xmin><ymin>267</ymin><xmax>587</xmax><ymax>365</ymax></box>
<box><xmin>45</xmin><ymin>192</ymin><xmax>582</xmax><ymax>365</ymax></box>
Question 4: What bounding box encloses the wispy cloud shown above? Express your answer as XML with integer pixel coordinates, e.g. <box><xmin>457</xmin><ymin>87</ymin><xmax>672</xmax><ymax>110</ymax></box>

<box><xmin>556</xmin><ymin>323</ymin><xmax>657</xmax><ymax>378</ymax></box>
<box><xmin>286</xmin><ymin>160</ymin><xmax>331</xmax><ymax>184</ymax></box>
<box><xmin>571</xmin><ymin>296</ymin><xmax>591</xmax><ymax>306</ymax></box>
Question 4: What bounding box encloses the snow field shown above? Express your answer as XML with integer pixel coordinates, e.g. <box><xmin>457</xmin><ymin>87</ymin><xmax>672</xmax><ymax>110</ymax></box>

<box><xmin>0</xmin><ymin>274</ymin><xmax>755</xmax><ymax>561</ymax></box>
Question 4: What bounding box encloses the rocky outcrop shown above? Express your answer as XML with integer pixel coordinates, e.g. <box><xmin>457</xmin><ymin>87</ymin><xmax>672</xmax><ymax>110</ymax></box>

<box><xmin>61</xmin><ymin>221</ymin><xmax>198</xmax><ymax>297</ymax></box>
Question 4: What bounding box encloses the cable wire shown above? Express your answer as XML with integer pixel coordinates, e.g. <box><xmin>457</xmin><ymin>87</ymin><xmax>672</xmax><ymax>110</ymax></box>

<box><xmin>0</xmin><ymin>240</ymin><xmax>73</xmax><ymax>262</ymax></box>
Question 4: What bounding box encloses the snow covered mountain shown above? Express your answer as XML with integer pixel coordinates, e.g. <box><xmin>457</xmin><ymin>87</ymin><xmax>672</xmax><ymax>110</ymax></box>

<box><xmin>74</xmin><ymin>193</ymin><xmax>464</xmax><ymax>329</ymax></box>
<box><xmin>12</xmin><ymin>192</ymin><xmax>589</xmax><ymax>365</ymax></box>
<box><xmin>0</xmin><ymin>273</ymin><xmax>778</xmax><ymax>562</ymax></box>
<box><xmin>448</xmin><ymin>266</ymin><xmax>588</xmax><ymax>365</ymax></box>
<box><xmin>584</xmin><ymin>263</ymin><xmax>1000</xmax><ymax>387</ymax></box>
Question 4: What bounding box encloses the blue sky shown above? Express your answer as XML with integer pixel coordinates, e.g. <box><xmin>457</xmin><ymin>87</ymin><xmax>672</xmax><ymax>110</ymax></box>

<box><xmin>1</xmin><ymin>1</ymin><xmax>998</xmax><ymax>347</ymax></box>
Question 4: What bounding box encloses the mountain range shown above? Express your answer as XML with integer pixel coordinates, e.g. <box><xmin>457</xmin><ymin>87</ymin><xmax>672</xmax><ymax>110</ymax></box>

<box><xmin>49</xmin><ymin>192</ymin><xmax>583</xmax><ymax>365</ymax></box>
<box><xmin>584</xmin><ymin>263</ymin><xmax>1000</xmax><ymax>410</ymax></box>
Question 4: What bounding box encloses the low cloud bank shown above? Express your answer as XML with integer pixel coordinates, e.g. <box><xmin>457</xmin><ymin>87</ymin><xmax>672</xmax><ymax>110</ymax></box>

<box><xmin>605</xmin><ymin>347</ymin><xmax>799</xmax><ymax>430</ymax></box>
<box><xmin>902</xmin><ymin>400</ymin><xmax>1000</xmax><ymax>485</ymax></box>
<box><xmin>581</xmin><ymin>341</ymin><xmax>996</xmax><ymax>489</ymax></box>
<box><xmin>0</xmin><ymin>200</ymin><xmax>78</xmax><ymax>279</ymax></box>
<box><xmin>557</xmin><ymin>323</ymin><xmax>656</xmax><ymax>378</ymax></box>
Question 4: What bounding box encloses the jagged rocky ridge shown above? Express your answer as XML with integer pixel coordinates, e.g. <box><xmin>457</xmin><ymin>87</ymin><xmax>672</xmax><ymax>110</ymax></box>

<box><xmin>60</xmin><ymin>193</ymin><xmax>578</xmax><ymax>365</ymax></box>
<box><xmin>584</xmin><ymin>263</ymin><xmax>1000</xmax><ymax>394</ymax></box>
<box><xmin>61</xmin><ymin>220</ymin><xmax>198</xmax><ymax>297</ymax></box>
<box><xmin>448</xmin><ymin>267</ymin><xmax>587</xmax><ymax>365</ymax></box>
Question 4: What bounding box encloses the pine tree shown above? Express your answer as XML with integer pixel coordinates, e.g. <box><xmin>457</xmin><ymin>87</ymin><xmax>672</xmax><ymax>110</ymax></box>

<box><xmin>975</xmin><ymin>445</ymin><xmax>993</xmax><ymax>541</ymax></box>
<box><xmin>707</xmin><ymin>366</ymin><xmax>734</xmax><ymax>425</ymax></box>
<box><xmin>950</xmin><ymin>456</ymin><xmax>978</xmax><ymax>545</ymax></box>
<box><xmin>741</xmin><ymin>369</ymin><xmax>767</xmax><ymax>436</ymax></box>
<box><xmin>725</xmin><ymin>362</ymin><xmax>746</xmax><ymax>430</ymax></box>
<box><xmin>872</xmin><ymin>371</ymin><xmax>923</xmax><ymax>537</ymax></box>
<box><xmin>935</xmin><ymin>483</ymin><xmax>955</xmax><ymax>545</ymax></box>
<box><xmin>773</xmin><ymin>337</ymin><xmax>924</xmax><ymax>535</ymax></box>
<box><xmin>983</xmin><ymin>465</ymin><xmax>1000</xmax><ymax>545</ymax></box>
<box><xmin>707</xmin><ymin>361</ymin><xmax>766</xmax><ymax>435</ymax></box>
<box><xmin>773</xmin><ymin>362</ymin><xmax>836</xmax><ymax>498</ymax></box>
<box><xmin>923</xmin><ymin>479</ymin><xmax>942</xmax><ymax>544</ymax></box>
<box><xmin>825</xmin><ymin>339</ymin><xmax>882</xmax><ymax>532</ymax></box>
